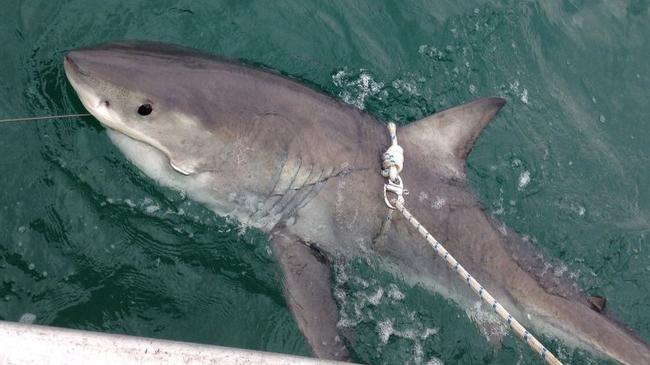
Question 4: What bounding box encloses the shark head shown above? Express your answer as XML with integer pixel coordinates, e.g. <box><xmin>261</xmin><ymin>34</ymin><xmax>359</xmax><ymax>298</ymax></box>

<box><xmin>62</xmin><ymin>41</ymin><xmax>367</xmax><ymax>227</ymax></box>
<box><xmin>64</xmin><ymin>42</ymin><xmax>226</xmax><ymax>175</ymax></box>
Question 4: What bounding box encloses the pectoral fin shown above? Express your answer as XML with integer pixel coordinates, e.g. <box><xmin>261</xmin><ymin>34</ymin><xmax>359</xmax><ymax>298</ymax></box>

<box><xmin>270</xmin><ymin>230</ymin><xmax>349</xmax><ymax>361</ymax></box>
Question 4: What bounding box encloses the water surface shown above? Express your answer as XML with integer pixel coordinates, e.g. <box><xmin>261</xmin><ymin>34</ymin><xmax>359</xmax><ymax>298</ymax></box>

<box><xmin>1</xmin><ymin>1</ymin><xmax>649</xmax><ymax>364</ymax></box>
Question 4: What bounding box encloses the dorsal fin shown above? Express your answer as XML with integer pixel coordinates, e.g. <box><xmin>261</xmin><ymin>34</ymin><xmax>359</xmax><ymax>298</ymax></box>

<box><xmin>400</xmin><ymin>97</ymin><xmax>506</xmax><ymax>179</ymax></box>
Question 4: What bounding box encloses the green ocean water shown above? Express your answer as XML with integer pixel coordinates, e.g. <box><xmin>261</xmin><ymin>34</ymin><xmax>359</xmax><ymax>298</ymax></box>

<box><xmin>0</xmin><ymin>1</ymin><xmax>648</xmax><ymax>364</ymax></box>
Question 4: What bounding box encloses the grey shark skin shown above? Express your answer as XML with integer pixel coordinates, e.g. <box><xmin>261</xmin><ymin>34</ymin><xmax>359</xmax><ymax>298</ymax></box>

<box><xmin>63</xmin><ymin>41</ymin><xmax>650</xmax><ymax>364</ymax></box>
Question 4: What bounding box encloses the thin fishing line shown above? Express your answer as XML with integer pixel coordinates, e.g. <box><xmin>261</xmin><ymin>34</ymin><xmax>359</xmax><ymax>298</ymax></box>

<box><xmin>0</xmin><ymin>113</ymin><xmax>91</xmax><ymax>123</ymax></box>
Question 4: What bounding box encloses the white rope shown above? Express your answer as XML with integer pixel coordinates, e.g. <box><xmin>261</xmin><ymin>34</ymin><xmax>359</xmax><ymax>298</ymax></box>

<box><xmin>381</xmin><ymin>122</ymin><xmax>563</xmax><ymax>365</ymax></box>
<box><xmin>381</xmin><ymin>123</ymin><xmax>403</xmax><ymax>182</ymax></box>
<box><xmin>0</xmin><ymin>113</ymin><xmax>91</xmax><ymax>123</ymax></box>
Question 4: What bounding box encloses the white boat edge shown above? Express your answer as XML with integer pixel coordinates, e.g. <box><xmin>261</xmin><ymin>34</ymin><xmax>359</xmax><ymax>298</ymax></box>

<box><xmin>0</xmin><ymin>320</ymin><xmax>357</xmax><ymax>365</ymax></box>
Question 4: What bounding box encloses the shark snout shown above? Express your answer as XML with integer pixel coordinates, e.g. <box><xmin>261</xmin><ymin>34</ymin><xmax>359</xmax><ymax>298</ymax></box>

<box><xmin>63</xmin><ymin>51</ymin><xmax>95</xmax><ymax>103</ymax></box>
<box><xmin>63</xmin><ymin>50</ymin><xmax>117</xmax><ymax>131</ymax></box>
<box><xmin>63</xmin><ymin>52</ymin><xmax>76</xmax><ymax>77</ymax></box>
<box><xmin>63</xmin><ymin>51</ymin><xmax>87</xmax><ymax>89</ymax></box>
<box><xmin>63</xmin><ymin>50</ymin><xmax>92</xmax><ymax>81</ymax></box>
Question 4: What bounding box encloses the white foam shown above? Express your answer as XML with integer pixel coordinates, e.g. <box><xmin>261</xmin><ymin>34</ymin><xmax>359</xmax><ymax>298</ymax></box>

<box><xmin>332</xmin><ymin>69</ymin><xmax>383</xmax><ymax>110</ymax></box>
<box><xmin>145</xmin><ymin>204</ymin><xmax>160</xmax><ymax>214</ymax></box>
<box><xmin>425</xmin><ymin>358</ymin><xmax>444</xmax><ymax>365</ymax></box>
<box><xmin>417</xmin><ymin>45</ymin><xmax>444</xmax><ymax>59</ymax></box>
<box><xmin>368</xmin><ymin>288</ymin><xmax>384</xmax><ymax>305</ymax></box>
<box><xmin>521</xmin><ymin>88</ymin><xmax>529</xmax><ymax>104</ymax></box>
<box><xmin>466</xmin><ymin>301</ymin><xmax>508</xmax><ymax>342</ymax></box>
<box><xmin>509</xmin><ymin>80</ymin><xmax>530</xmax><ymax>105</ymax></box>
<box><xmin>518</xmin><ymin>171</ymin><xmax>531</xmax><ymax>189</ymax></box>
<box><xmin>387</xmin><ymin>284</ymin><xmax>405</xmax><ymax>301</ymax></box>
<box><xmin>554</xmin><ymin>264</ymin><xmax>568</xmax><ymax>277</ymax></box>
<box><xmin>377</xmin><ymin>319</ymin><xmax>394</xmax><ymax>344</ymax></box>
<box><xmin>392</xmin><ymin>79</ymin><xmax>419</xmax><ymax>96</ymax></box>
<box><xmin>19</xmin><ymin>313</ymin><xmax>36</xmax><ymax>324</ymax></box>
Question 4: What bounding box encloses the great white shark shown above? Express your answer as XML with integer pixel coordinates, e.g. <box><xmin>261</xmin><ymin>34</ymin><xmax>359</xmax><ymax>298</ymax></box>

<box><xmin>63</xmin><ymin>41</ymin><xmax>650</xmax><ymax>364</ymax></box>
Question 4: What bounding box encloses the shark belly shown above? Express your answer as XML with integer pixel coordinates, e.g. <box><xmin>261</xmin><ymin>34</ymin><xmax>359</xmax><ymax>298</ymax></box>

<box><xmin>107</xmin><ymin>130</ymin><xmax>273</xmax><ymax>228</ymax></box>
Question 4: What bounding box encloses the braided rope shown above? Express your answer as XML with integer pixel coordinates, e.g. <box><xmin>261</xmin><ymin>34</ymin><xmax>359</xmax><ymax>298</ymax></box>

<box><xmin>393</xmin><ymin>200</ymin><xmax>562</xmax><ymax>365</ymax></box>
<box><xmin>381</xmin><ymin>123</ymin><xmax>403</xmax><ymax>182</ymax></box>
<box><xmin>381</xmin><ymin>122</ymin><xmax>562</xmax><ymax>365</ymax></box>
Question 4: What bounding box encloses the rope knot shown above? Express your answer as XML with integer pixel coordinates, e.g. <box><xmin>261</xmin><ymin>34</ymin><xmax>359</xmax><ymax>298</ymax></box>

<box><xmin>381</xmin><ymin>122</ymin><xmax>404</xmax><ymax>182</ymax></box>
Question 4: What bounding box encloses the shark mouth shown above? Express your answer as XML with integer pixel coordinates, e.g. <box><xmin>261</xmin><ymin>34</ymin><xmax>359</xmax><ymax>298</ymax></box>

<box><xmin>64</xmin><ymin>57</ymin><xmax>192</xmax><ymax>176</ymax></box>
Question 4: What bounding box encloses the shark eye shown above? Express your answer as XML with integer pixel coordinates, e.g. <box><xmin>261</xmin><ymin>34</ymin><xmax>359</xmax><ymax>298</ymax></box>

<box><xmin>137</xmin><ymin>103</ymin><xmax>153</xmax><ymax>116</ymax></box>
